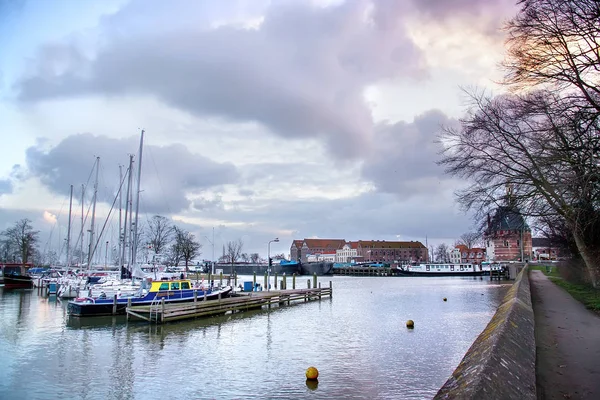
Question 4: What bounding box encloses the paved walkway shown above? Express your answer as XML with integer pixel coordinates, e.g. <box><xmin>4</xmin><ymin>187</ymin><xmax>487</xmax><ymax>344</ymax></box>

<box><xmin>530</xmin><ymin>270</ymin><xmax>600</xmax><ymax>399</ymax></box>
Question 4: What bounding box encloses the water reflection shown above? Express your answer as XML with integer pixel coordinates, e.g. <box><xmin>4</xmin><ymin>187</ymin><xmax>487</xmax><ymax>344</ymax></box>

<box><xmin>0</xmin><ymin>276</ymin><xmax>511</xmax><ymax>399</ymax></box>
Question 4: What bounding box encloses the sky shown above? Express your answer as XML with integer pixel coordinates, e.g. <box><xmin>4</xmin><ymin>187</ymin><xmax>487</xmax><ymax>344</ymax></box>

<box><xmin>0</xmin><ymin>0</ymin><xmax>518</xmax><ymax>261</ymax></box>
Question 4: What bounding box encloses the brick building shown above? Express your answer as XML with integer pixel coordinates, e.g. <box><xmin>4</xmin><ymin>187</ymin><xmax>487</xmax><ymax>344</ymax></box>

<box><xmin>290</xmin><ymin>239</ymin><xmax>428</xmax><ymax>264</ymax></box>
<box><xmin>290</xmin><ymin>239</ymin><xmax>346</xmax><ymax>263</ymax></box>
<box><xmin>484</xmin><ymin>206</ymin><xmax>532</xmax><ymax>262</ymax></box>
<box><xmin>451</xmin><ymin>244</ymin><xmax>486</xmax><ymax>265</ymax></box>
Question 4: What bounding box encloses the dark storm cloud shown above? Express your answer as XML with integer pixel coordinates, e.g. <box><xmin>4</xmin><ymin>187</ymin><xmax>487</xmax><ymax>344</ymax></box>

<box><xmin>361</xmin><ymin>109</ymin><xmax>459</xmax><ymax>197</ymax></box>
<box><xmin>23</xmin><ymin>133</ymin><xmax>239</xmax><ymax>214</ymax></box>
<box><xmin>16</xmin><ymin>0</ymin><xmax>424</xmax><ymax>159</ymax></box>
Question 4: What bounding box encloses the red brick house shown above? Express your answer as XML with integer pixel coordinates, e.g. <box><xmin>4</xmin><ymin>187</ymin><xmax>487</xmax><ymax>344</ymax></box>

<box><xmin>484</xmin><ymin>206</ymin><xmax>532</xmax><ymax>262</ymax></box>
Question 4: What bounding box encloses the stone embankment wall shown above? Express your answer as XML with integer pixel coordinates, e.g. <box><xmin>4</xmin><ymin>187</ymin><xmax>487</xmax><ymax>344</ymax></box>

<box><xmin>434</xmin><ymin>267</ymin><xmax>536</xmax><ymax>400</ymax></box>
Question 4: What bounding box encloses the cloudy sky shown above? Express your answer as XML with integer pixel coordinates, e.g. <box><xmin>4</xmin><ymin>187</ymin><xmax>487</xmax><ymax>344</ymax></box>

<box><xmin>0</xmin><ymin>0</ymin><xmax>517</xmax><ymax>261</ymax></box>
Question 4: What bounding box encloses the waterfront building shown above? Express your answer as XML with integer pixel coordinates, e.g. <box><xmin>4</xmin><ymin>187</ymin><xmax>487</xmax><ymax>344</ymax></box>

<box><xmin>531</xmin><ymin>238</ymin><xmax>559</xmax><ymax>261</ymax></box>
<box><xmin>291</xmin><ymin>238</ymin><xmax>428</xmax><ymax>264</ymax></box>
<box><xmin>336</xmin><ymin>243</ymin><xmax>359</xmax><ymax>263</ymax></box>
<box><xmin>484</xmin><ymin>206</ymin><xmax>532</xmax><ymax>262</ymax></box>
<box><xmin>290</xmin><ymin>239</ymin><xmax>346</xmax><ymax>262</ymax></box>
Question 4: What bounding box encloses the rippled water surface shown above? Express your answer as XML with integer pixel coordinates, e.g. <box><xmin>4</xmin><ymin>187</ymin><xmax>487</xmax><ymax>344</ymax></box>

<box><xmin>0</xmin><ymin>275</ymin><xmax>510</xmax><ymax>399</ymax></box>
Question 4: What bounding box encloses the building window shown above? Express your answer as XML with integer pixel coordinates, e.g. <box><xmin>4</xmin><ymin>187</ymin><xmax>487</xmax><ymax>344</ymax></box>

<box><xmin>504</xmin><ymin>240</ymin><xmax>509</xmax><ymax>247</ymax></box>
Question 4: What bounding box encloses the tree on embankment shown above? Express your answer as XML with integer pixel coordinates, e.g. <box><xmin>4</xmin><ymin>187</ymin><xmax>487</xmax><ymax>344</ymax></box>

<box><xmin>438</xmin><ymin>0</ymin><xmax>600</xmax><ymax>286</ymax></box>
<box><xmin>0</xmin><ymin>219</ymin><xmax>39</xmax><ymax>264</ymax></box>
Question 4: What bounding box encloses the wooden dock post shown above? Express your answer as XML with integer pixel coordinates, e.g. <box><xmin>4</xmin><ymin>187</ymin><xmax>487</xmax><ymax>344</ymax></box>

<box><xmin>330</xmin><ymin>281</ymin><xmax>333</xmax><ymax>297</ymax></box>
<box><xmin>126</xmin><ymin>298</ymin><xmax>132</xmax><ymax>320</ymax></box>
<box><xmin>112</xmin><ymin>294</ymin><xmax>118</xmax><ymax>315</ymax></box>
<box><xmin>194</xmin><ymin>290</ymin><xmax>197</xmax><ymax>303</ymax></box>
<box><xmin>274</xmin><ymin>272</ymin><xmax>278</xmax><ymax>289</ymax></box>
<box><xmin>313</xmin><ymin>273</ymin><xmax>317</xmax><ymax>289</ymax></box>
<box><xmin>292</xmin><ymin>273</ymin><xmax>296</xmax><ymax>289</ymax></box>
<box><xmin>234</xmin><ymin>272</ymin><xmax>238</xmax><ymax>288</ymax></box>
<box><xmin>208</xmin><ymin>272</ymin><xmax>212</xmax><ymax>285</ymax></box>
<box><xmin>161</xmin><ymin>299</ymin><xmax>165</xmax><ymax>323</ymax></box>
<box><xmin>307</xmin><ymin>279</ymin><xmax>311</xmax><ymax>289</ymax></box>
<box><xmin>264</xmin><ymin>272</ymin><xmax>267</xmax><ymax>291</ymax></box>
<box><xmin>282</xmin><ymin>273</ymin><xmax>286</xmax><ymax>290</ymax></box>
<box><xmin>219</xmin><ymin>271</ymin><xmax>223</xmax><ymax>286</ymax></box>
<box><xmin>253</xmin><ymin>272</ymin><xmax>256</xmax><ymax>289</ymax></box>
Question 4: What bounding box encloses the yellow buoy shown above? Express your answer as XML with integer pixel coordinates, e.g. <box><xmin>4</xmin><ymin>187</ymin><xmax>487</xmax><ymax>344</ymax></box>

<box><xmin>406</xmin><ymin>319</ymin><xmax>414</xmax><ymax>328</ymax></box>
<box><xmin>443</xmin><ymin>297</ymin><xmax>447</xmax><ymax>302</ymax></box>
<box><xmin>306</xmin><ymin>366</ymin><xmax>319</xmax><ymax>380</ymax></box>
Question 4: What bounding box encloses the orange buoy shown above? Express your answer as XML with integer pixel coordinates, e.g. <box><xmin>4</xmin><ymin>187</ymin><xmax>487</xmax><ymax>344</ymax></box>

<box><xmin>306</xmin><ymin>366</ymin><xmax>319</xmax><ymax>380</ymax></box>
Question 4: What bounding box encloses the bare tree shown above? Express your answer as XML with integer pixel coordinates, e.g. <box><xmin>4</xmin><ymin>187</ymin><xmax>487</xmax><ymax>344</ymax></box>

<box><xmin>504</xmin><ymin>0</ymin><xmax>600</xmax><ymax>114</ymax></box>
<box><xmin>439</xmin><ymin>90</ymin><xmax>600</xmax><ymax>286</ymax></box>
<box><xmin>175</xmin><ymin>229</ymin><xmax>201</xmax><ymax>273</ymax></box>
<box><xmin>456</xmin><ymin>232</ymin><xmax>482</xmax><ymax>250</ymax></box>
<box><xmin>434</xmin><ymin>244</ymin><xmax>450</xmax><ymax>263</ymax></box>
<box><xmin>147</xmin><ymin>215</ymin><xmax>174</xmax><ymax>258</ymax></box>
<box><xmin>249</xmin><ymin>253</ymin><xmax>260</xmax><ymax>263</ymax></box>
<box><xmin>226</xmin><ymin>239</ymin><xmax>244</xmax><ymax>264</ymax></box>
<box><xmin>3</xmin><ymin>219</ymin><xmax>39</xmax><ymax>264</ymax></box>
<box><xmin>167</xmin><ymin>227</ymin><xmax>184</xmax><ymax>267</ymax></box>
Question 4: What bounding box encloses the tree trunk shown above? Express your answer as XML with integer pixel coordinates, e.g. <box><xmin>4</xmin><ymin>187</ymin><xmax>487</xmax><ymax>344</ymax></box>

<box><xmin>572</xmin><ymin>231</ymin><xmax>600</xmax><ymax>288</ymax></box>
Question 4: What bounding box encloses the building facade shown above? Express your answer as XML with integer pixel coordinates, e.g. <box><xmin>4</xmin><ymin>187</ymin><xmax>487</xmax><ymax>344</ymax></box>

<box><xmin>290</xmin><ymin>239</ymin><xmax>428</xmax><ymax>264</ymax></box>
<box><xmin>484</xmin><ymin>206</ymin><xmax>532</xmax><ymax>262</ymax></box>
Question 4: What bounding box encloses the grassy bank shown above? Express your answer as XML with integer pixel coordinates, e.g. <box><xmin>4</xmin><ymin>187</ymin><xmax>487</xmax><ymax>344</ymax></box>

<box><xmin>531</xmin><ymin>264</ymin><xmax>600</xmax><ymax>312</ymax></box>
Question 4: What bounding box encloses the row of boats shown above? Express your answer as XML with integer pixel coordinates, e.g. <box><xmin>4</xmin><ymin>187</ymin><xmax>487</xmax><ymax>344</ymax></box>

<box><xmin>1</xmin><ymin>263</ymin><xmax>232</xmax><ymax>317</ymax></box>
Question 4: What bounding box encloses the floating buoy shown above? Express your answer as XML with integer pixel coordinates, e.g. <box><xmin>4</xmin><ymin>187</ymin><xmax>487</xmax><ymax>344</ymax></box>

<box><xmin>443</xmin><ymin>297</ymin><xmax>447</xmax><ymax>302</ymax></box>
<box><xmin>406</xmin><ymin>319</ymin><xmax>414</xmax><ymax>329</ymax></box>
<box><xmin>306</xmin><ymin>366</ymin><xmax>319</xmax><ymax>380</ymax></box>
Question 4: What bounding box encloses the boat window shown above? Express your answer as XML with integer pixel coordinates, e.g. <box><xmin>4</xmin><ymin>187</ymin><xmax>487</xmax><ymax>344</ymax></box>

<box><xmin>171</xmin><ymin>282</ymin><xmax>180</xmax><ymax>290</ymax></box>
<box><xmin>181</xmin><ymin>282</ymin><xmax>190</xmax><ymax>290</ymax></box>
<box><xmin>159</xmin><ymin>282</ymin><xmax>169</xmax><ymax>290</ymax></box>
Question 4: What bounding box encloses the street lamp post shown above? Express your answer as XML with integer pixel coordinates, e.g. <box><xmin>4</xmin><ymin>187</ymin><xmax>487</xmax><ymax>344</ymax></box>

<box><xmin>267</xmin><ymin>238</ymin><xmax>279</xmax><ymax>291</ymax></box>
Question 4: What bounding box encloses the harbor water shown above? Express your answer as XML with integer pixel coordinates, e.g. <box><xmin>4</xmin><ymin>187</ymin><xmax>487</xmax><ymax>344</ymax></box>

<box><xmin>0</xmin><ymin>275</ymin><xmax>510</xmax><ymax>400</ymax></box>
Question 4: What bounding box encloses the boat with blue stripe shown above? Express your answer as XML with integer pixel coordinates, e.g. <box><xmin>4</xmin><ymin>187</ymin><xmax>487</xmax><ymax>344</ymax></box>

<box><xmin>68</xmin><ymin>279</ymin><xmax>232</xmax><ymax>317</ymax></box>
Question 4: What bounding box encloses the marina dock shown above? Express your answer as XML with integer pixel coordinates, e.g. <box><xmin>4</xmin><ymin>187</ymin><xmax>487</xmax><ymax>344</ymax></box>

<box><xmin>126</xmin><ymin>284</ymin><xmax>332</xmax><ymax>324</ymax></box>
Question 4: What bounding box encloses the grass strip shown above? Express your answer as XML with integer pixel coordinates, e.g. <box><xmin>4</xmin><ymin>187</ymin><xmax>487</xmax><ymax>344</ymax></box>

<box><xmin>547</xmin><ymin>277</ymin><xmax>600</xmax><ymax>312</ymax></box>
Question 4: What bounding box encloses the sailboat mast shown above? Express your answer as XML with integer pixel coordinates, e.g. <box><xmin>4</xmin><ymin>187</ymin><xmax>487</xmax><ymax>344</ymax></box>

<box><xmin>131</xmin><ymin>130</ymin><xmax>144</xmax><ymax>268</ymax></box>
<box><xmin>118</xmin><ymin>165</ymin><xmax>123</xmax><ymax>269</ymax></box>
<box><xmin>87</xmin><ymin>156</ymin><xmax>100</xmax><ymax>268</ymax></box>
<box><xmin>66</xmin><ymin>184</ymin><xmax>73</xmax><ymax>268</ymax></box>
<box><xmin>121</xmin><ymin>155</ymin><xmax>133</xmax><ymax>271</ymax></box>
<box><xmin>80</xmin><ymin>184</ymin><xmax>84</xmax><ymax>267</ymax></box>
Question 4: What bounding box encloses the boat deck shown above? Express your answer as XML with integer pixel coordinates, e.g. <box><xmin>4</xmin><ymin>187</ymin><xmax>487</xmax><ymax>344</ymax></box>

<box><xmin>126</xmin><ymin>286</ymin><xmax>332</xmax><ymax>324</ymax></box>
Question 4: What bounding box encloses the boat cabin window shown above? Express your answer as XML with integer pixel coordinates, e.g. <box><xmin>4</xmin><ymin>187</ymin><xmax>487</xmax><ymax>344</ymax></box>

<box><xmin>181</xmin><ymin>281</ymin><xmax>190</xmax><ymax>290</ymax></box>
<box><xmin>171</xmin><ymin>282</ymin><xmax>180</xmax><ymax>290</ymax></box>
<box><xmin>159</xmin><ymin>282</ymin><xmax>170</xmax><ymax>290</ymax></box>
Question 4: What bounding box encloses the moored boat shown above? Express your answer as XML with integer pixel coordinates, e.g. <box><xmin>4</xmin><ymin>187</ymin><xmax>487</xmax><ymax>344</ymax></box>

<box><xmin>67</xmin><ymin>278</ymin><xmax>232</xmax><ymax>317</ymax></box>
<box><xmin>1</xmin><ymin>263</ymin><xmax>34</xmax><ymax>289</ymax></box>
<box><xmin>397</xmin><ymin>263</ymin><xmax>485</xmax><ymax>277</ymax></box>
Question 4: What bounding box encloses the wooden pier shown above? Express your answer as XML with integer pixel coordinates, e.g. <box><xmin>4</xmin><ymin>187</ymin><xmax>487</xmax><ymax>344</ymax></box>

<box><xmin>126</xmin><ymin>284</ymin><xmax>332</xmax><ymax>324</ymax></box>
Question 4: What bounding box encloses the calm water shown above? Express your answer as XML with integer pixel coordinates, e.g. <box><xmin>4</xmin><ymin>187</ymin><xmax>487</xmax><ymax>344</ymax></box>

<box><xmin>0</xmin><ymin>275</ymin><xmax>509</xmax><ymax>400</ymax></box>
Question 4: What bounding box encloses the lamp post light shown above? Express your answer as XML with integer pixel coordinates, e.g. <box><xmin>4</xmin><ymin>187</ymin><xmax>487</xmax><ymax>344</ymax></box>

<box><xmin>267</xmin><ymin>238</ymin><xmax>279</xmax><ymax>291</ymax></box>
